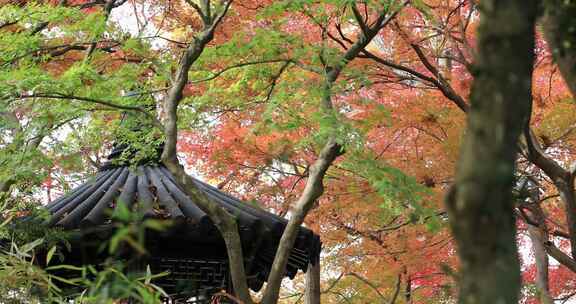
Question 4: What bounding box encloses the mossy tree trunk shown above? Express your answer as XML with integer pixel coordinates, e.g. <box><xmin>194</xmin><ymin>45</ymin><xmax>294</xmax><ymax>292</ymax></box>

<box><xmin>446</xmin><ymin>1</ymin><xmax>538</xmax><ymax>303</ymax></box>
<box><xmin>542</xmin><ymin>0</ymin><xmax>576</xmax><ymax>97</ymax></box>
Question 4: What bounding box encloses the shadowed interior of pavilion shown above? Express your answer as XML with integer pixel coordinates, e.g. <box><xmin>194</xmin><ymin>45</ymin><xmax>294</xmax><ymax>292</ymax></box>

<box><xmin>43</xmin><ymin>144</ymin><xmax>321</xmax><ymax>302</ymax></box>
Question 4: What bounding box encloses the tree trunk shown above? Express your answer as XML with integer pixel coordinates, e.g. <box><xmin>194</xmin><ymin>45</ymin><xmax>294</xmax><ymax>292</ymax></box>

<box><xmin>524</xmin><ymin>179</ymin><xmax>554</xmax><ymax>304</ymax></box>
<box><xmin>304</xmin><ymin>261</ymin><xmax>321</xmax><ymax>304</ymax></box>
<box><xmin>259</xmin><ymin>5</ymin><xmax>407</xmax><ymax>303</ymax></box>
<box><xmin>159</xmin><ymin>2</ymin><xmax>254</xmax><ymax>302</ymax></box>
<box><xmin>527</xmin><ymin>224</ymin><xmax>553</xmax><ymax>304</ymax></box>
<box><xmin>542</xmin><ymin>1</ymin><xmax>576</xmax><ymax>96</ymax></box>
<box><xmin>260</xmin><ymin>140</ymin><xmax>341</xmax><ymax>304</ymax></box>
<box><xmin>404</xmin><ymin>269</ymin><xmax>411</xmax><ymax>304</ymax></box>
<box><xmin>445</xmin><ymin>0</ymin><xmax>538</xmax><ymax>303</ymax></box>
<box><xmin>555</xmin><ymin>180</ymin><xmax>576</xmax><ymax>258</ymax></box>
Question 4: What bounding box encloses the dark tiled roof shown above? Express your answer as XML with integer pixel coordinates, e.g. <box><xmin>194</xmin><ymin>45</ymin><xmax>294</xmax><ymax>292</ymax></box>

<box><xmin>45</xmin><ymin>161</ymin><xmax>321</xmax><ymax>291</ymax></box>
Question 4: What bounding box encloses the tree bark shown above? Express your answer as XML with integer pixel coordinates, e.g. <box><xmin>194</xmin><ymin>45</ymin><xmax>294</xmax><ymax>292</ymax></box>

<box><xmin>522</xmin><ymin>186</ymin><xmax>554</xmax><ymax>304</ymax></box>
<box><xmin>446</xmin><ymin>1</ymin><xmax>538</xmax><ymax>304</ymax></box>
<box><xmin>542</xmin><ymin>0</ymin><xmax>576</xmax><ymax>96</ymax></box>
<box><xmin>304</xmin><ymin>261</ymin><xmax>321</xmax><ymax>304</ymax></box>
<box><xmin>528</xmin><ymin>222</ymin><xmax>553</xmax><ymax>304</ymax></box>
<box><xmin>544</xmin><ymin>241</ymin><xmax>576</xmax><ymax>272</ymax></box>
<box><xmin>260</xmin><ymin>140</ymin><xmax>341</xmax><ymax>304</ymax></box>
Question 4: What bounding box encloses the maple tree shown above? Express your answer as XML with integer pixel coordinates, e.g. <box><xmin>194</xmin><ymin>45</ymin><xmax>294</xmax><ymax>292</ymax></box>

<box><xmin>2</xmin><ymin>0</ymin><xmax>576</xmax><ymax>303</ymax></box>
<box><xmin>181</xmin><ymin>1</ymin><xmax>576</xmax><ymax>303</ymax></box>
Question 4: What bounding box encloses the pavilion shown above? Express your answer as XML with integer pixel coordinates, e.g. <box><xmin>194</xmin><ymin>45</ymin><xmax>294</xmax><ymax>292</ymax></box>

<box><xmin>43</xmin><ymin>143</ymin><xmax>321</xmax><ymax>302</ymax></box>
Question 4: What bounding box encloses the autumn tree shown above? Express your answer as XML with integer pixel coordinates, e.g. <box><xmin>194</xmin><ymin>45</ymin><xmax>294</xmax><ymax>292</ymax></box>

<box><xmin>157</xmin><ymin>1</ymin><xmax>412</xmax><ymax>303</ymax></box>
<box><xmin>4</xmin><ymin>0</ymin><xmax>576</xmax><ymax>303</ymax></box>
<box><xmin>446</xmin><ymin>0</ymin><xmax>538</xmax><ymax>303</ymax></box>
<box><xmin>1</xmin><ymin>0</ymin><xmax>418</xmax><ymax>303</ymax></box>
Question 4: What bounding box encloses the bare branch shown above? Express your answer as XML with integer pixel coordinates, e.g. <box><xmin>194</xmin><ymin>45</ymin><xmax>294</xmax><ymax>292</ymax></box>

<box><xmin>206</xmin><ymin>0</ymin><xmax>233</xmax><ymax>34</ymax></box>
<box><xmin>263</xmin><ymin>61</ymin><xmax>291</xmax><ymax>103</ymax></box>
<box><xmin>545</xmin><ymin>242</ymin><xmax>576</xmax><ymax>272</ymax></box>
<box><xmin>362</xmin><ymin>49</ymin><xmax>469</xmax><ymax>112</ymax></box>
<box><xmin>201</xmin><ymin>0</ymin><xmax>212</xmax><ymax>24</ymax></box>
<box><xmin>84</xmin><ymin>0</ymin><xmax>123</xmax><ymax>60</ymax></box>
<box><xmin>15</xmin><ymin>93</ymin><xmax>162</xmax><ymax>128</ymax></box>
<box><xmin>185</xmin><ymin>0</ymin><xmax>210</xmax><ymax>25</ymax></box>
<box><xmin>388</xmin><ymin>273</ymin><xmax>402</xmax><ymax>304</ymax></box>
<box><xmin>351</xmin><ymin>3</ymin><xmax>370</xmax><ymax>36</ymax></box>
<box><xmin>0</xmin><ymin>21</ymin><xmax>17</xmax><ymax>30</ymax></box>
<box><xmin>18</xmin><ymin>93</ymin><xmax>140</xmax><ymax>112</ymax></box>
<box><xmin>348</xmin><ymin>272</ymin><xmax>389</xmax><ymax>302</ymax></box>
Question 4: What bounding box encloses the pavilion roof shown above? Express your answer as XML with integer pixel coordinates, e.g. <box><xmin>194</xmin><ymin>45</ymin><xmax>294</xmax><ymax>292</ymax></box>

<box><xmin>45</xmin><ymin>149</ymin><xmax>321</xmax><ymax>291</ymax></box>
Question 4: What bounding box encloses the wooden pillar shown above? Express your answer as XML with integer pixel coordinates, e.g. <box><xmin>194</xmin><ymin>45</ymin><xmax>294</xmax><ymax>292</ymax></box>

<box><xmin>304</xmin><ymin>261</ymin><xmax>321</xmax><ymax>304</ymax></box>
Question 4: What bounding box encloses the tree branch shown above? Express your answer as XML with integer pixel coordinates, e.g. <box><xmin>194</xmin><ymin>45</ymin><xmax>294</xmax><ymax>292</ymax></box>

<box><xmin>15</xmin><ymin>93</ymin><xmax>161</xmax><ymax>127</ymax></box>
<box><xmin>360</xmin><ymin>50</ymin><xmax>469</xmax><ymax>112</ymax></box>
<box><xmin>544</xmin><ymin>241</ymin><xmax>576</xmax><ymax>272</ymax></box>
<box><xmin>157</xmin><ymin>1</ymin><xmax>255</xmax><ymax>302</ymax></box>
<box><xmin>260</xmin><ymin>4</ymin><xmax>409</xmax><ymax>303</ymax></box>
<box><xmin>347</xmin><ymin>272</ymin><xmax>389</xmax><ymax>302</ymax></box>
<box><xmin>185</xmin><ymin>0</ymin><xmax>210</xmax><ymax>25</ymax></box>
<box><xmin>189</xmin><ymin>59</ymin><xmax>291</xmax><ymax>84</ymax></box>
<box><xmin>351</xmin><ymin>4</ymin><xmax>370</xmax><ymax>36</ymax></box>
<box><xmin>521</xmin><ymin>127</ymin><xmax>576</xmax><ymax>258</ymax></box>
